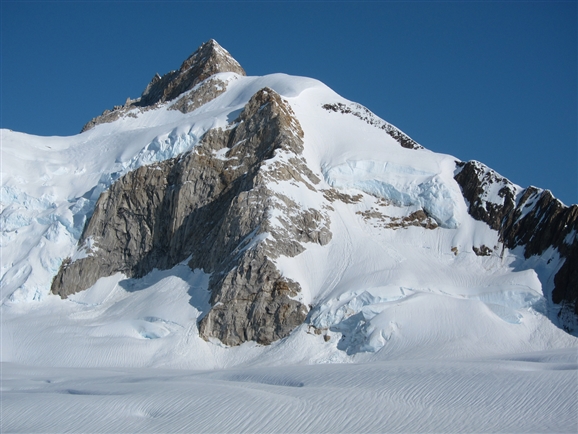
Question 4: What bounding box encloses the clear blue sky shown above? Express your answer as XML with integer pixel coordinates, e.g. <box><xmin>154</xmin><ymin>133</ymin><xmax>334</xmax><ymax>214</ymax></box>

<box><xmin>2</xmin><ymin>1</ymin><xmax>576</xmax><ymax>205</ymax></box>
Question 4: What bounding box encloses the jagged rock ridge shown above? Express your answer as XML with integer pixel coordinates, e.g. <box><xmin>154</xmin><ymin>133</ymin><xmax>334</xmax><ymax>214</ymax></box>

<box><xmin>455</xmin><ymin>161</ymin><xmax>578</xmax><ymax>328</ymax></box>
<box><xmin>322</xmin><ymin>102</ymin><xmax>422</xmax><ymax>150</ymax></box>
<box><xmin>138</xmin><ymin>39</ymin><xmax>245</xmax><ymax>107</ymax></box>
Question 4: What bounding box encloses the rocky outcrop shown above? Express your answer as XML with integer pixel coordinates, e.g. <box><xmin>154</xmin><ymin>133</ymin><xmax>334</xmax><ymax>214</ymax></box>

<box><xmin>80</xmin><ymin>99</ymin><xmax>139</xmax><ymax>133</ymax></box>
<box><xmin>53</xmin><ymin>87</ymin><xmax>331</xmax><ymax>346</ymax></box>
<box><xmin>455</xmin><ymin>160</ymin><xmax>578</xmax><ymax>328</ymax></box>
<box><xmin>356</xmin><ymin>208</ymin><xmax>438</xmax><ymax>230</ymax></box>
<box><xmin>453</xmin><ymin>161</ymin><xmax>518</xmax><ymax>232</ymax></box>
<box><xmin>81</xmin><ymin>40</ymin><xmax>245</xmax><ymax>132</ymax></box>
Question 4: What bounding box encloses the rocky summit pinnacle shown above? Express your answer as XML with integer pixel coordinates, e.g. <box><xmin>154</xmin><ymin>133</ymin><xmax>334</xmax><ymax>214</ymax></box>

<box><xmin>80</xmin><ymin>39</ymin><xmax>246</xmax><ymax>132</ymax></box>
<box><xmin>138</xmin><ymin>39</ymin><xmax>246</xmax><ymax>107</ymax></box>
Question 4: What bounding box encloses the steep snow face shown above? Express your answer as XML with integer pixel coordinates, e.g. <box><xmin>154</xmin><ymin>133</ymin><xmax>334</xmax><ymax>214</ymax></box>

<box><xmin>271</xmin><ymin>81</ymin><xmax>577</xmax><ymax>355</ymax></box>
<box><xmin>1</xmin><ymin>62</ymin><xmax>577</xmax><ymax>372</ymax></box>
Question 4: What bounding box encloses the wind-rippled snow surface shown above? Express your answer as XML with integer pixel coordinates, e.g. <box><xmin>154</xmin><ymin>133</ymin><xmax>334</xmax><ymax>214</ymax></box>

<box><xmin>2</xmin><ymin>71</ymin><xmax>577</xmax><ymax>433</ymax></box>
<box><xmin>3</xmin><ymin>350</ymin><xmax>577</xmax><ymax>433</ymax></box>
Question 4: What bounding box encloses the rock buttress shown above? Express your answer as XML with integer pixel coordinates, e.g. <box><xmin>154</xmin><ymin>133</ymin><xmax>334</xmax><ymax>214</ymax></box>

<box><xmin>52</xmin><ymin>87</ymin><xmax>332</xmax><ymax>346</ymax></box>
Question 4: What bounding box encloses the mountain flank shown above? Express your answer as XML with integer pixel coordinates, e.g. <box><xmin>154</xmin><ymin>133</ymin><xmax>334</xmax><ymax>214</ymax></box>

<box><xmin>51</xmin><ymin>40</ymin><xmax>578</xmax><ymax>345</ymax></box>
<box><xmin>53</xmin><ymin>85</ymin><xmax>333</xmax><ymax>345</ymax></box>
<box><xmin>455</xmin><ymin>161</ymin><xmax>578</xmax><ymax>322</ymax></box>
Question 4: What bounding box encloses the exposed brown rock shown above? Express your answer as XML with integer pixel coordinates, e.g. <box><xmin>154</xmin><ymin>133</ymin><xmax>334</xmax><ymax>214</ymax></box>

<box><xmin>322</xmin><ymin>189</ymin><xmax>363</xmax><ymax>204</ymax></box>
<box><xmin>356</xmin><ymin>208</ymin><xmax>438</xmax><ymax>230</ymax></box>
<box><xmin>168</xmin><ymin>76</ymin><xmax>231</xmax><ymax>114</ymax></box>
<box><xmin>52</xmin><ymin>87</ymin><xmax>331</xmax><ymax>346</ymax></box>
<box><xmin>139</xmin><ymin>39</ymin><xmax>245</xmax><ymax>107</ymax></box>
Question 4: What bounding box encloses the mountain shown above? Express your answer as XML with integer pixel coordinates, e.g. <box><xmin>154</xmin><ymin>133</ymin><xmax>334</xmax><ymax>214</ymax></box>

<box><xmin>2</xmin><ymin>40</ymin><xmax>577</xmax><ymax>432</ymax></box>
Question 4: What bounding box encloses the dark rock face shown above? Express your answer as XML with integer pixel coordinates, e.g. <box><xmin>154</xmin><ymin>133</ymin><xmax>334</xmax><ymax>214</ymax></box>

<box><xmin>455</xmin><ymin>161</ymin><xmax>578</xmax><ymax>328</ymax></box>
<box><xmin>52</xmin><ymin>87</ymin><xmax>331</xmax><ymax>346</ymax></box>
<box><xmin>81</xmin><ymin>40</ymin><xmax>245</xmax><ymax>132</ymax></box>
<box><xmin>472</xmin><ymin>245</ymin><xmax>492</xmax><ymax>257</ymax></box>
<box><xmin>454</xmin><ymin>161</ymin><xmax>517</xmax><ymax>232</ymax></box>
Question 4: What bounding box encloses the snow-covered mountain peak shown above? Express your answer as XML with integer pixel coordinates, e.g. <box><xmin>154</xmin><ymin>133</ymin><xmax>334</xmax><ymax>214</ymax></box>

<box><xmin>1</xmin><ymin>41</ymin><xmax>577</xmax><ymax>373</ymax></box>
<box><xmin>3</xmin><ymin>39</ymin><xmax>577</xmax><ymax>434</ymax></box>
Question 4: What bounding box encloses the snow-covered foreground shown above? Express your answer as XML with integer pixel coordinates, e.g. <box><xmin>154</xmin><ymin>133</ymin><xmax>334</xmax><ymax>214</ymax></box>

<box><xmin>2</xmin><ymin>260</ymin><xmax>576</xmax><ymax>432</ymax></box>
<box><xmin>3</xmin><ymin>348</ymin><xmax>577</xmax><ymax>433</ymax></box>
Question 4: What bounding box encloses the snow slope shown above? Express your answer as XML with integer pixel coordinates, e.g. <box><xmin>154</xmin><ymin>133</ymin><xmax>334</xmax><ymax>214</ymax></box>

<box><xmin>1</xmin><ymin>69</ymin><xmax>577</xmax><ymax>432</ymax></box>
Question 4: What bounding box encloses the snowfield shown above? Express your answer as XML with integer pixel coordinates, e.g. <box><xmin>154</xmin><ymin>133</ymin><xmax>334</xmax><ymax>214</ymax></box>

<box><xmin>3</xmin><ymin>349</ymin><xmax>577</xmax><ymax>433</ymax></box>
<box><xmin>1</xmin><ymin>69</ymin><xmax>577</xmax><ymax>432</ymax></box>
